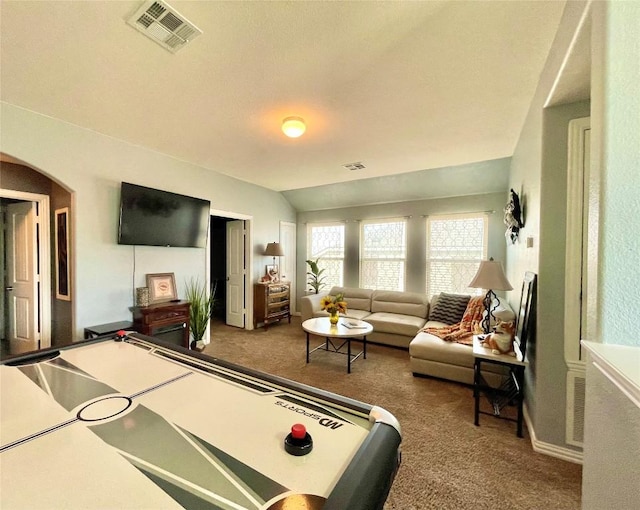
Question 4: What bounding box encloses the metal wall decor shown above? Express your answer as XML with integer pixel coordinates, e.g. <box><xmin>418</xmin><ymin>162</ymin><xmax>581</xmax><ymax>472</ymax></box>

<box><xmin>503</xmin><ymin>189</ymin><xmax>524</xmax><ymax>244</ymax></box>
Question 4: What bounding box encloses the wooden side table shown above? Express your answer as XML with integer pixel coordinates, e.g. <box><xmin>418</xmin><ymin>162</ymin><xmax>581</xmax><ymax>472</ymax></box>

<box><xmin>473</xmin><ymin>335</ymin><xmax>527</xmax><ymax>437</ymax></box>
<box><xmin>253</xmin><ymin>282</ymin><xmax>291</xmax><ymax>330</ymax></box>
<box><xmin>131</xmin><ymin>300</ymin><xmax>190</xmax><ymax>348</ymax></box>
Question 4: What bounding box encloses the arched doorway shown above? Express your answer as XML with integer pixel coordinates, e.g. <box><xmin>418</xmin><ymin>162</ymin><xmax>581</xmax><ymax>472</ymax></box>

<box><xmin>1</xmin><ymin>157</ymin><xmax>73</xmax><ymax>356</ymax></box>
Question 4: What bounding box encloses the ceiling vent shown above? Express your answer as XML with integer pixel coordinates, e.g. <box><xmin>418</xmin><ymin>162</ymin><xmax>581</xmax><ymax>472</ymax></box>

<box><xmin>126</xmin><ymin>1</ymin><xmax>202</xmax><ymax>53</ymax></box>
<box><xmin>343</xmin><ymin>162</ymin><xmax>366</xmax><ymax>171</ymax></box>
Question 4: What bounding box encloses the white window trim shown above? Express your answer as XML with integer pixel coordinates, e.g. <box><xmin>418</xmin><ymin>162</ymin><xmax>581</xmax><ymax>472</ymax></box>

<box><xmin>306</xmin><ymin>222</ymin><xmax>345</xmax><ymax>289</ymax></box>
<box><xmin>359</xmin><ymin>217</ymin><xmax>407</xmax><ymax>291</ymax></box>
<box><xmin>426</xmin><ymin>212</ymin><xmax>488</xmax><ymax>296</ymax></box>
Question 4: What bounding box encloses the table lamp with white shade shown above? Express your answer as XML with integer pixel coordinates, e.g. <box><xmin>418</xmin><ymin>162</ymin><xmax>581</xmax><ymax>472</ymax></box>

<box><xmin>468</xmin><ymin>258</ymin><xmax>513</xmax><ymax>335</ymax></box>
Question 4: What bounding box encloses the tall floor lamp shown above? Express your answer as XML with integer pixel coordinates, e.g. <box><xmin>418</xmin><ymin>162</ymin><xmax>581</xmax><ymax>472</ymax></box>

<box><xmin>468</xmin><ymin>258</ymin><xmax>513</xmax><ymax>335</ymax></box>
<box><xmin>264</xmin><ymin>242</ymin><xmax>284</xmax><ymax>282</ymax></box>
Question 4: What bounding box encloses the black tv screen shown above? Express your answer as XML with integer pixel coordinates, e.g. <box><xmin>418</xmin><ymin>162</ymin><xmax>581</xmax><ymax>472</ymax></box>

<box><xmin>118</xmin><ymin>182</ymin><xmax>210</xmax><ymax>248</ymax></box>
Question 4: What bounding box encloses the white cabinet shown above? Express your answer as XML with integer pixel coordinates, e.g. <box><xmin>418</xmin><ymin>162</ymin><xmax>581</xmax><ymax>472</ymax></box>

<box><xmin>581</xmin><ymin>342</ymin><xmax>640</xmax><ymax>510</ymax></box>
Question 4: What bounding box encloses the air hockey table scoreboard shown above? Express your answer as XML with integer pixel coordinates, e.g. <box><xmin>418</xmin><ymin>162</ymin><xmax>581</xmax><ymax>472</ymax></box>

<box><xmin>0</xmin><ymin>332</ymin><xmax>401</xmax><ymax>509</ymax></box>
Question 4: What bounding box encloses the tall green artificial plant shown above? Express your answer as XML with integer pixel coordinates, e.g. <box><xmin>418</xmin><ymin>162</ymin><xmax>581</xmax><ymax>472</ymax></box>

<box><xmin>184</xmin><ymin>278</ymin><xmax>216</xmax><ymax>346</ymax></box>
<box><xmin>306</xmin><ymin>258</ymin><xmax>326</xmax><ymax>294</ymax></box>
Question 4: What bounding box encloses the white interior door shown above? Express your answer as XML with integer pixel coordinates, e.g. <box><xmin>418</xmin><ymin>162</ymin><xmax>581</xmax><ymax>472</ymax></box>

<box><xmin>280</xmin><ymin>221</ymin><xmax>297</xmax><ymax>314</ymax></box>
<box><xmin>226</xmin><ymin>220</ymin><xmax>245</xmax><ymax>328</ymax></box>
<box><xmin>6</xmin><ymin>201</ymin><xmax>39</xmax><ymax>354</ymax></box>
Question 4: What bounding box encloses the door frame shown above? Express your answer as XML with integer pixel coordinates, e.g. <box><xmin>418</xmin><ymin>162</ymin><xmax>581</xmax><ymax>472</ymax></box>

<box><xmin>1</xmin><ymin>188</ymin><xmax>52</xmax><ymax>349</ymax></box>
<box><xmin>564</xmin><ymin>117</ymin><xmax>592</xmax><ymax>364</ymax></box>
<box><xmin>280</xmin><ymin>221</ymin><xmax>297</xmax><ymax>314</ymax></box>
<box><xmin>207</xmin><ymin>207</ymin><xmax>253</xmax><ymax>331</ymax></box>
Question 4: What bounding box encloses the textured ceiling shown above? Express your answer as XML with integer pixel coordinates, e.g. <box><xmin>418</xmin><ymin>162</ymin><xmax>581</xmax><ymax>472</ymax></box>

<box><xmin>1</xmin><ymin>0</ymin><xmax>566</xmax><ymax>193</ymax></box>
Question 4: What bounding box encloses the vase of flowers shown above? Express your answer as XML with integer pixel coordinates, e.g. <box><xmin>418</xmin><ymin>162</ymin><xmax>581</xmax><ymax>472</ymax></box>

<box><xmin>320</xmin><ymin>293</ymin><xmax>347</xmax><ymax>325</ymax></box>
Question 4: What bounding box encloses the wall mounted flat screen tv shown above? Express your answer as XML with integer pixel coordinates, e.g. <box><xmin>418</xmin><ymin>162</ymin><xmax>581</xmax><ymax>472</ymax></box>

<box><xmin>118</xmin><ymin>182</ymin><xmax>210</xmax><ymax>248</ymax></box>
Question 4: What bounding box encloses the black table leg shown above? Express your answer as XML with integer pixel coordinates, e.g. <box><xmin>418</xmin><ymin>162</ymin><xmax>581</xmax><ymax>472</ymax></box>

<box><xmin>363</xmin><ymin>335</ymin><xmax>367</xmax><ymax>359</ymax></box>
<box><xmin>306</xmin><ymin>332</ymin><xmax>310</xmax><ymax>363</ymax></box>
<box><xmin>347</xmin><ymin>338</ymin><xmax>351</xmax><ymax>374</ymax></box>
<box><xmin>516</xmin><ymin>367</ymin><xmax>524</xmax><ymax>437</ymax></box>
<box><xmin>474</xmin><ymin>359</ymin><xmax>480</xmax><ymax>426</ymax></box>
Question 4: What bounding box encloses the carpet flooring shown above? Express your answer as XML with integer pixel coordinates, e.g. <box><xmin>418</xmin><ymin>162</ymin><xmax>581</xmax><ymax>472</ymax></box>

<box><xmin>203</xmin><ymin>317</ymin><xmax>582</xmax><ymax>510</ymax></box>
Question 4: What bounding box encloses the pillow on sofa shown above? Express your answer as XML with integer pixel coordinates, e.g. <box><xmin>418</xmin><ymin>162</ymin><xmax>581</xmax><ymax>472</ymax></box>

<box><xmin>428</xmin><ymin>293</ymin><xmax>471</xmax><ymax>325</ymax></box>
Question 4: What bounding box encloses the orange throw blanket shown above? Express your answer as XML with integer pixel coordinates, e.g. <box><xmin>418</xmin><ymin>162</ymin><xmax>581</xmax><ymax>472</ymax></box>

<box><xmin>420</xmin><ymin>296</ymin><xmax>485</xmax><ymax>345</ymax></box>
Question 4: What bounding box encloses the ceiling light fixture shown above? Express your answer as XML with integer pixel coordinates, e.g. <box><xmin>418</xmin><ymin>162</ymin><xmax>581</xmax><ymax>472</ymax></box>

<box><xmin>282</xmin><ymin>117</ymin><xmax>306</xmax><ymax>138</ymax></box>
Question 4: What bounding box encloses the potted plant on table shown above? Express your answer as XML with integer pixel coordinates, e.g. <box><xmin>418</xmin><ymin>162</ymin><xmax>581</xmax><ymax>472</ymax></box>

<box><xmin>320</xmin><ymin>293</ymin><xmax>347</xmax><ymax>325</ymax></box>
<box><xmin>306</xmin><ymin>258</ymin><xmax>327</xmax><ymax>294</ymax></box>
<box><xmin>184</xmin><ymin>278</ymin><xmax>216</xmax><ymax>350</ymax></box>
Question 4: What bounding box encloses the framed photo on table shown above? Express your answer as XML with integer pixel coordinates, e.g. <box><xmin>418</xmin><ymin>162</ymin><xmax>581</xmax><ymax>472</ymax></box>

<box><xmin>266</xmin><ymin>264</ymin><xmax>279</xmax><ymax>282</ymax></box>
<box><xmin>146</xmin><ymin>273</ymin><xmax>177</xmax><ymax>303</ymax></box>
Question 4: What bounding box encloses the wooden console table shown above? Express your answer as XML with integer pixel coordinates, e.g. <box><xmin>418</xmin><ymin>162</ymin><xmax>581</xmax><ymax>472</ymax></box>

<box><xmin>131</xmin><ymin>300</ymin><xmax>190</xmax><ymax>348</ymax></box>
<box><xmin>253</xmin><ymin>282</ymin><xmax>290</xmax><ymax>330</ymax></box>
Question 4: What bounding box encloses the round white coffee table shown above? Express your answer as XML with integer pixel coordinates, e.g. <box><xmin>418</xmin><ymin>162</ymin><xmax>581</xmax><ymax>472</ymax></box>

<box><xmin>302</xmin><ymin>317</ymin><xmax>373</xmax><ymax>373</ymax></box>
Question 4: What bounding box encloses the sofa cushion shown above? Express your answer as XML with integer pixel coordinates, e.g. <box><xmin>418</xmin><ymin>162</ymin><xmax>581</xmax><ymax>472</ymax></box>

<box><xmin>428</xmin><ymin>293</ymin><xmax>470</xmax><ymax>325</ymax></box>
<box><xmin>409</xmin><ymin>331</ymin><xmax>475</xmax><ymax>368</ymax></box>
<box><xmin>344</xmin><ymin>309</ymin><xmax>372</xmax><ymax>320</ymax></box>
<box><xmin>410</xmin><ymin>331</ymin><xmax>508</xmax><ymax>377</ymax></box>
<box><xmin>371</xmin><ymin>290</ymin><xmax>429</xmax><ymax>318</ymax></box>
<box><xmin>330</xmin><ymin>286</ymin><xmax>373</xmax><ymax>312</ymax></box>
<box><xmin>366</xmin><ymin>312</ymin><xmax>427</xmax><ymax>337</ymax></box>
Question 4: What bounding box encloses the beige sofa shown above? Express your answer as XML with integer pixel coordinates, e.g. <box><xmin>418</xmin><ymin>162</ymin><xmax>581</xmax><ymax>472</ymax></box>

<box><xmin>301</xmin><ymin>286</ymin><xmax>429</xmax><ymax>348</ymax></box>
<box><xmin>410</xmin><ymin>294</ymin><xmax>515</xmax><ymax>384</ymax></box>
<box><xmin>301</xmin><ymin>287</ymin><xmax>515</xmax><ymax>385</ymax></box>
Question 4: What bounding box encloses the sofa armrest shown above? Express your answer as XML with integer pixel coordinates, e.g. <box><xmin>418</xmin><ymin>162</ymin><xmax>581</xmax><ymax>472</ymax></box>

<box><xmin>300</xmin><ymin>292</ymin><xmax>329</xmax><ymax>322</ymax></box>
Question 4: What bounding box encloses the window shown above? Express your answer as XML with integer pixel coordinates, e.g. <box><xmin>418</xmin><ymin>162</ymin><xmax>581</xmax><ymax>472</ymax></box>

<box><xmin>307</xmin><ymin>223</ymin><xmax>345</xmax><ymax>290</ymax></box>
<box><xmin>426</xmin><ymin>213</ymin><xmax>487</xmax><ymax>296</ymax></box>
<box><xmin>360</xmin><ymin>219</ymin><xmax>407</xmax><ymax>290</ymax></box>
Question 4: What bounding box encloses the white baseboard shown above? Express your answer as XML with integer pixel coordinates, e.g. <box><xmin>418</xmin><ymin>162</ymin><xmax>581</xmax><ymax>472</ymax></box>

<box><xmin>524</xmin><ymin>405</ymin><xmax>583</xmax><ymax>464</ymax></box>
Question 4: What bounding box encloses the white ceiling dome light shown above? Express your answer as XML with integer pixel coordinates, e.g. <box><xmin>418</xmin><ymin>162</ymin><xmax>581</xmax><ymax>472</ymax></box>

<box><xmin>282</xmin><ymin>117</ymin><xmax>306</xmax><ymax>138</ymax></box>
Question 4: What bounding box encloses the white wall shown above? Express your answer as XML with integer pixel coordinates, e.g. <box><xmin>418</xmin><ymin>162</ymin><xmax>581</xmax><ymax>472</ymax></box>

<box><xmin>1</xmin><ymin>103</ymin><xmax>296</xmax><ymax>339</ymax></box>
<box><xmin>597</xmin><ymin>1</ymin><xmax>640</xmax><ymax>347</ymax></box>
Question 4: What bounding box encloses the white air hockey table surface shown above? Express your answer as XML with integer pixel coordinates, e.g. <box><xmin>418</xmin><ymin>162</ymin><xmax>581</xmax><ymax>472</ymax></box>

<box><xmin>0</xmin><ymin>333</ymin><xmax>401</xmax><ymax>510</ymax></box>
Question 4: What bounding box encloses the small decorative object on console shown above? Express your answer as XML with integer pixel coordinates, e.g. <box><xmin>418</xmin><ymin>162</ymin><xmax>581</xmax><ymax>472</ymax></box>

<box><xmin>135</xmin><ymin>287</ymin><xmax>150</xmax><ymax>307</ymax></box>
<box><xmin>266</xmin><ymin>264</ymin><xmax>279</xmax><ymax>282</ymax></box>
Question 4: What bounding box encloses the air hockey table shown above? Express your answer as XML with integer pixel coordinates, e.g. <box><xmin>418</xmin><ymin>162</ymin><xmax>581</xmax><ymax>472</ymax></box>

<box><xmin>0</xmin><ymin>332</ymin><xmax>401</xmax><ymax>510</ymax></box>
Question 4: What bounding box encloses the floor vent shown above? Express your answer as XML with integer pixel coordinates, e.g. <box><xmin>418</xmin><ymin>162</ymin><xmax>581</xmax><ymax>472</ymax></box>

<box><xmin>566</xmin><ymin>369</ymin><xmax>586</xmax><ymax>446</ymax></box>
<box><xmin>343</xmin><ymin>162</ymin><xmax>366</xmax><ymax>171</ymax></box>
<box><xmin>126</xmin><ymin>0</ymin><xmax>202</xmax><ymax>53</ymax></box>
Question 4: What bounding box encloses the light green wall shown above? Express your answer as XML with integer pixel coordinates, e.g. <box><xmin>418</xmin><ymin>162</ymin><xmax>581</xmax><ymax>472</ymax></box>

<box><xmin>1</xmin><ymin>102</ymin><xmax>296</xmax><ymax>340</ymax></box>
<box><xmin>598</xmin><ymin>0</ymin><xmax>640</xmax><ymax>347</ymax></box>
<box><xmin>507</xmin><ymin>1</ymin><xmax>591</xmax><ymax>450</ymax></box>
<box><xmin>295</xmin><ymin>191</ymin><xmax>508</xmax><ymax>306</ymax></box>
<box><xmin>508</xmin><ymin>0</ymin><xmax>640</xmax><ymax>454</ymax></box>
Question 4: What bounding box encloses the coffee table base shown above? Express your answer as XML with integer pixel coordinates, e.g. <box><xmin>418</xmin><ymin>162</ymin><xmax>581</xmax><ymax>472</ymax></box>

<box><xmin>306</xmin><ymin>334</ymin><xmax>367</xmax><ymax>374</ymax></box>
